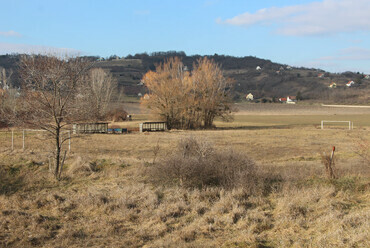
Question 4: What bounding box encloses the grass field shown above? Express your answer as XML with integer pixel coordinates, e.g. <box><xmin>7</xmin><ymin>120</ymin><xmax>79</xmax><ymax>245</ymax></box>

<box><xmin>1</xmin><ymin>106</ymin><xmax>369</xmax><ymax>247</ymax></box>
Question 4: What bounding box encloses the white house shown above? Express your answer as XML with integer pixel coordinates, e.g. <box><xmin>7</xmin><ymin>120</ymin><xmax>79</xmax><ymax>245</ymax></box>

<box><xmin>329</xmin><ymin>82</ymin><xmax>337</xmax><ymax>88</ymax></box>
<box><xmin>246</xmin><ymin>93</ymin><xmax>254</xmax><ymax>101</ymax></box>
<box><xmin>346</xmin><ymin>81</ymin><xmax>355</xmax><ymax>87</ymax></box>
<box><xmin>287</xmin><ymin>96</ymin><xmax>296</xmax><ymax>104</ymax></box>
<box><xmin>286</xmin><ymin>66</ymin><xmax>292</xmax><ymax>70</ymax></box>
<box><xmin>364</xmin><ymin>75</ymin><xmax>370</xmax><ymax>79</ymax></box>
<box><xmin>256</xmin><ymin>66</ymin><xmax>262</xmax><ymax>71</ymax></box>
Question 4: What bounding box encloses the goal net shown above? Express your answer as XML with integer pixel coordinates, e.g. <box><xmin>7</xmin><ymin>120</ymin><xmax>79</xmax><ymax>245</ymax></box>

<box><xmin>321</xmin><ymin>121</ymin><xmax>353</xmax><ymax>130</ymax></box>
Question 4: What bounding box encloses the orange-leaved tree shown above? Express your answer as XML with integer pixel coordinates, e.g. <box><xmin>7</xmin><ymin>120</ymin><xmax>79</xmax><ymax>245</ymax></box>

<box><xmin>142</xmin><ymin>57</ymin><xmax>233</xmax><ymax>129</ymax></box>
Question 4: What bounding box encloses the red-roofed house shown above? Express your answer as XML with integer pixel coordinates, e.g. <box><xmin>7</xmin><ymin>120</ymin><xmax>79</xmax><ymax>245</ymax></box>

<box><xmin>346</xmin><ymin>81</ymin><xmax>355</xmax><ymax>87</ymax></box>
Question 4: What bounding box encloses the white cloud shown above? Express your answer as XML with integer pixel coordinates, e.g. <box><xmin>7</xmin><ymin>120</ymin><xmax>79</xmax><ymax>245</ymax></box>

<box><xmin>221</xmin><ymin>0</ymin><xmax>370</xmax><ymax>36</ymax></box>
<box><xmin>204</xmin><ymin>0</ymin><xmax>219</xmax><ymax>7</ymax></box>
<box><xmin>0</xmin><ymin>30</ymin><xmax>22</xmax><ymax>37</ymax></box>
<box><xmin>319</xmin><ymin>47</ymin><xmax>370</xmax><ymax>61</ymax></box>
<box><xmin>0</xmin><ymin>43</ymin><xmax>81</xmax><ymax>56</ymax></box>
<box><xmin>296</xmin><ymin>47</ymin><xmax>370</xmax><ymax>73</ymax></box>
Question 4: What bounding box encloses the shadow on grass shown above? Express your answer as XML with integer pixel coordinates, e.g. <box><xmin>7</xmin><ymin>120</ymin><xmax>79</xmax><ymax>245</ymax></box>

<box><xmin>0</xmin><ymin>166</ymin><xmax>25</xmax><ymax>196</ymax></box>
<box><xmin>216</xmin><ymin>125</ymin><xmax>294</xmax><ymax>130</ymax></box>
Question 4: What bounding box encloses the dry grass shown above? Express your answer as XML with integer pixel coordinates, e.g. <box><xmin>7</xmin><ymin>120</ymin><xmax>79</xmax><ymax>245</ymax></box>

<box><xmin>0</xmin><ymin>111</ymin><xmax>369</xmax><ymax>247</ymax></box>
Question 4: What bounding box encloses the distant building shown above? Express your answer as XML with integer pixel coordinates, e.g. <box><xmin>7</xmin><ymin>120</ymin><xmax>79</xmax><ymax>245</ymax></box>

<box><xmin>256</xmin><ymin>66</ymin><xmax>262</xmax><ymax>71</ymax></box>
<box><xmin>329</xmin><ymin>82</ymin><xmax>337</xmax><ymax>88</ymax></box>
<box><xmin>246</xmin><ymin>93</ymin><xmax>254</xmax><ymax>101</ymax></box>
<box><xmin>279</xmin><ymin>96</ymin><xmax>296</xmax><ymax>104</ymax></box>
<box><xmin>286</xmin><ymin>66</ymin><xmax>292</xmax><ymax>70</ymax></box>
<box><xmin>138</xmin><ymin>93</ymin><xmax>142</xmax><ymax>97</ymax></box>
<box><xmin>364</xmin><ymin>75</ymin><xmax>370</xmax><ymax>79</ymax></box>
<box><xmin>318</xmin><ymin>73</ymin><xmax>324</xmax><ymax>78</ymax></box>
<box><xmin>346</xmin><ymin>81</ymin><xmax>355</xmax><ymax>87</ymax></box>
<box><xmin>287</xmin><ymin>96</ymin><xmax>296</xmax><ymax>103</ymax></box>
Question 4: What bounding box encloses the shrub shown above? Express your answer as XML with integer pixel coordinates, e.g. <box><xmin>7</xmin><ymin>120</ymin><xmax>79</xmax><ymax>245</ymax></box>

<box><xmin>150</xmin><ymin>137</ymin><xmax>257</xmax><ymax>191</ymax></box>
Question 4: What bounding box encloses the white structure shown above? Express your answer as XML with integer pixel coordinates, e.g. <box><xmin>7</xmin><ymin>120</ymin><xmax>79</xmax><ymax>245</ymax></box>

<box><xmin>286</xmin><ymin>66</ymin><xmax>292</xmax><ymax>70</ymax></box>
<box><xmin>346</xmin><ymin>81</ymin><xmax>355</xmax><ymax>87</ymax></box>
<box><xmin>138</xmin><ymin>93</ymin><xmax>142</xmax><ymax>97</ymax></box>
<box><xmin>287</xmin><ymin>96</ymin><xmax>296</xmax><ymax>103</ymax></box>
<box><xmin>256</xmin><ymin>66</ymin><xmax>262</xmax><ymax>71</ymax></box>
<box><xmin>364</xmin><ymin>75</ymin><xmax>370</xmax><ymax>79</ymax></box>
<box><xmin>321</xmin><ymin>121</ymin><xmax>353</xmax><ymax>130</ymax></box>
<box><xmin>329</xmin><ymin>82</ymin><xmax>337</xmax><ymax>88</ymax></box>
<box><xmin>246</xmin><ymin>93</ymin><xmax>254</xmax><ymax>101</ymax></box>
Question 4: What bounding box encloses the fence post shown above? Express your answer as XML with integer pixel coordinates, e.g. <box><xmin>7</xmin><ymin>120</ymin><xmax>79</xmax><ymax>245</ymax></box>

<box><xmin>68</xmin><ymin>131</ymin><xmax>71</xmax><ymax>151</ymax></box>
<box><xmin>11</xmin><ymin>130</ymin><xmax>14</xmax><ymax>151</ymax></box>
<box><xmin>22</xmin><ymin>130</ymin><xmax>25</xmax><ymax>151</ymax></box>
<box><xmin>321</xmin><ymin>121</ymin><xmax>323</xmax><ymax>130</ymax></box>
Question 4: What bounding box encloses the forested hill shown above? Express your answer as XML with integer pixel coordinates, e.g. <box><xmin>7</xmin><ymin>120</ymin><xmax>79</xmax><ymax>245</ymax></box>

<box><xmin>1</xmin><ymin>52</ymin><xmax>369</xmax><ymax>103</ymax></box>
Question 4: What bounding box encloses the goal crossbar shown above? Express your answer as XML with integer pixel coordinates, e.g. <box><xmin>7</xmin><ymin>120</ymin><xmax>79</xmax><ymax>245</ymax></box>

<box><xmin>321</xmin><ymin>120</ymin><xmax>353</xmax><ymax>130</ymax></box>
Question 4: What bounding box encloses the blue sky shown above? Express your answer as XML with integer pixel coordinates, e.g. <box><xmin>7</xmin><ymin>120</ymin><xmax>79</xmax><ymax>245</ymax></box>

<box><xmin>1</xmin><ymin>0</ymin><xmax>370</xmax><ymax>73</ymax></box>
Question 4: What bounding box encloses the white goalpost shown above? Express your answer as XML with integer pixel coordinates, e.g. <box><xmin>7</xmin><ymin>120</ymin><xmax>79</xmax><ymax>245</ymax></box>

<box><xmin>321</xmin><ymin>120</ymin><xmax>353</xmax><ymax>130</ymax></box>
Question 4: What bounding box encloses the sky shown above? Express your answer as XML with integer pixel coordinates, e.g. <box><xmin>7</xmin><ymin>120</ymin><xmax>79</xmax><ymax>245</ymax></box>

<box><xmin>1</xmin><ymin>0</ymin><xmax>370</xmax><ymax>73</ymax></box>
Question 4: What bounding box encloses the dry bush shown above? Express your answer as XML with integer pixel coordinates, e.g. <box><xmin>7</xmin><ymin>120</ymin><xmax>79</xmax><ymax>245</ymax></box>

<box><xmin>104</xmin><ymin>108</ymin><xmax>129</xmax><ymax>122</ymax></box>
<box><xmin>321</xmin><ymin>147</ymin><xmax>337</xmax><ymax>179</ymax></box>
<box><xmin>150</xmin><ymin>136</ymin><xmax>257</xmax><ymax>191</ymax></box>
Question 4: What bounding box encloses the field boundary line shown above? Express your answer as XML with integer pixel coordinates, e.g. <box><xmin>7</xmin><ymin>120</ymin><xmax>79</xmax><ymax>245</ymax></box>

<box><xmin>321</xmin><ymin>104</ymin><xmax>370</xmax><ymax>108</ymax></box>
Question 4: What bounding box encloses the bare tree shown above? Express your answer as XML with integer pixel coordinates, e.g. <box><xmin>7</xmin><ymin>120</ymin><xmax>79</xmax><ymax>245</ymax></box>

<box><xmin>19</xmin><ymin>55</ymin><xmax>91</xmax><ymax>180</ymax></box>
<box><xmin>0</xmin><ymin>67</ymin><xmax>16</xmax><ymax>127</ymax></box>
<box><xmin>142</xmin><ymin>57</ymin><xmax>192</xmax><ymax>129</ymax></box>
<box><xmin>142</xmin><ymin>57</ymin><xmax>233</xmax><ymax>129</ymax></box>
<box><xmin>77</xmin><ymin>68</ymin><xmax>118</xmax><ymax>120</ymax></box>
<box><xmin>0</xmin><ymin>66</ymin><xmax>13</xmax><ymax>89</ymax></box>
<box><xmin>192</xmin><ymin>57</ymin><xmax>233</xmax><ymax>128</ymax></box>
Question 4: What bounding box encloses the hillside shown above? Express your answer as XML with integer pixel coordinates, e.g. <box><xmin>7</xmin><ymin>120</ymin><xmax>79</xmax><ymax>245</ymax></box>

<box><xmin>1</xmin><ymin>53</ymin><xmax>369</xmax><ymax>103</ymax></box>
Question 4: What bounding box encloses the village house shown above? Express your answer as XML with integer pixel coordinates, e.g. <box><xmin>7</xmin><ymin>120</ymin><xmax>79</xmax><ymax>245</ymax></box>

<box><xmin>346</xmin><ymin>81</ymin><xmax>355</xmax><ymax>87</ymax></box>
<box><xmin>329</xmin><ymin>82</ymin><xmax>337</xmax><ymax>88</ymax></box>
<box><xmin>256</xmin><ymin>66</ymin><xmax>262</xmax><ymax>71</ymax></box>
<box><xmin>364</xmin><ymin>75</ymin><xmax>370</xmax><ymax>79</ymax></box>
<box><xmin>279</xmin><ymin>96</ymin><xmax>296</xmax><ymax>104</ymax></box>
<box><xmin>287</xmin><ymin>96</ymin><xmax>296</xmax><ymax>104</ymax></box>
<box><xmin>246</xmin><ymin>93</ymin><xmax>253</xmax><ymax>101</ymax></box>
<box><xmin>279</xmin><ymin>97</ymin><xmax>287</xmax><ymax>103</ymax></box>
<box><xmin>318</xmin><ymin>73</ymin><xmax>324</xmax><ymax>78</ymax></box>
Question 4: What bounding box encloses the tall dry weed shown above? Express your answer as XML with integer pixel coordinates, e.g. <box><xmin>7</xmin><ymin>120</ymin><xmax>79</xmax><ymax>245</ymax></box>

<box><xmin>150</xmin><ymin>136</ymin><xmax>257</xmax><ymax>191</ymax></box>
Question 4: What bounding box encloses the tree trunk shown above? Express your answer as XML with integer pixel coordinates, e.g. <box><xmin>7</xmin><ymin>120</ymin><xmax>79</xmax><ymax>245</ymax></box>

<box><xmin>55</xmin><ymin>127</ymin><xmax>61</xmax><ymax>180</ymax></box>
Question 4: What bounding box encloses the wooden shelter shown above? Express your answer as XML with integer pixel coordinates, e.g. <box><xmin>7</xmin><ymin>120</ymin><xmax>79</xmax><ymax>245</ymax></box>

<box><xmin>140</xmin><ymin>122</ymin><xmax>167</xmax><ymax>132</ymax></box>
<box><xmin>72</xmin><ymin>123</ymin><xmax>108</xmax><ymax>134</ymax></box>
